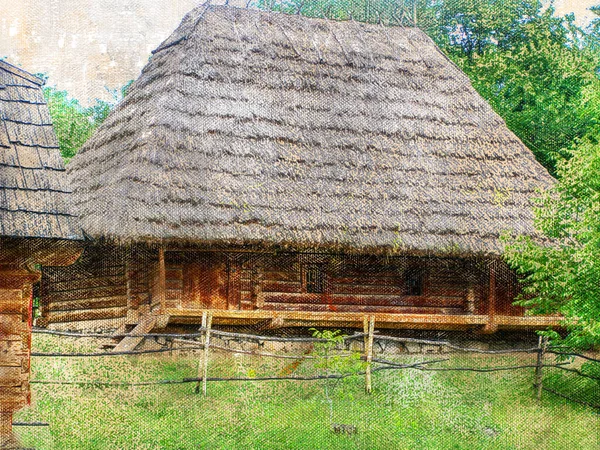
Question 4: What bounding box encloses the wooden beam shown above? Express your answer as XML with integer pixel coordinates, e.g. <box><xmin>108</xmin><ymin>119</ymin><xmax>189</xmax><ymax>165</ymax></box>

<box><xmin>164</xmin><ymin>309</ymin><xmax>562</xmax><ymax>330</ymax></box>
<box><xmin>364</xmin><ymin>315</ymin><xmax>375</xmax><ymax>394</ymax></box>
<box><xmin>112</xmin><ymin>314</ymin><xmax>157</xmax><ymax>353</ymax></box>
<box><xmin>482</xmin><ymin>261</ymin><xmax>498</xmax><ymax>334</ymax></box>
<box><xmin>227</xmin><ymin>256</ymin><xmax>241</xmax><ymax>311</ymax></box>
<box><xmin>157</xmin><ymin>247</ymin><xmax>166</xmax><ymax>313</ymax></box>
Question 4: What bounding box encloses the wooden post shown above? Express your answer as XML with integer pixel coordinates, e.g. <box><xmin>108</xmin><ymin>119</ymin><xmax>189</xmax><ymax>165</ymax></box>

<box><xmin>363</xmin><ymin>315</ymin><xmax>375</xmax><ymax>394</ymax></box>
<box><xmin>195</xmin><ymin>311</ymin><xmax>213</xmax><ymax>395</ymax></box>
<box><xmin>534</xmin><ymin>336</ymin><xmax>548</xmax><ymax>401</ymax></box>
<box><xmin>157</xmin><ymin>247</ymin><xmax>166</xmax><ymax>313</ymax></box>
<box><xmin>0</xmin><ymin>268</ymin><xmax>39</xmax><ymax>448</ymax></box>
<box><xmin>195</xmin><ymin>311</ymin><xmax>207</xmax><ymax>394</ymax></box>
<box><xmin>466</xmin><ymin>284</ymin><xmax>476</xmax><ymax>314</ymax></box>
<box><xmin>483</xmin><ymin>260</ymin><xmax>498</xmax><ymax>334</ymax></box>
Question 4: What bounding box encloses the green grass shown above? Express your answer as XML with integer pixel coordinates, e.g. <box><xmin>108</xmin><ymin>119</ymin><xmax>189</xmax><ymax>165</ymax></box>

<box><xmin>14</xmin><ymin>335</ymin><xmax>600</xmax><ymax>449</ymax></box>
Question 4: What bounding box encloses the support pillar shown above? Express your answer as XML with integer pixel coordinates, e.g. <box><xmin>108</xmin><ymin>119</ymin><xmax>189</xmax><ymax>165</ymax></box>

<box><xmin>0</xmin><ymin>267</ymin><xmax>39</xmax><ymax>448</ymax></box>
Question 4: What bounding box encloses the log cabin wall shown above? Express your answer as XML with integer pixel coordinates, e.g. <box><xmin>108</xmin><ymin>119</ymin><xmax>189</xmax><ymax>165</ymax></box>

<box><xmin>40</xmin><ymin>245</ymin><xmax>128</xmax><ymax>329</ymax></box>
<box><xmin>160</xmin><ymin>251</ymin><xmax>521</xmax><ymax>317</ymax></box>
<box><xmin>39</xmin><ymin>247</ymin><xmax>526</xmax><ymax>329</ymax></box>
<box><xmin>0</xmin><ymin>267</ymin><xmax>38</xmax><ymax>446</ymax></box>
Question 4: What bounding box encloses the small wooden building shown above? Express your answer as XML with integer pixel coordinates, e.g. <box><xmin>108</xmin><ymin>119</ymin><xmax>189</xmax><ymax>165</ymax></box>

<box><xmin>0</xmin><ymin>60</ymin><xmax>81</xmax><ymax>446</ymax></box>
<box><xmin>42</xmin><ymin>6</ymin><xmax>557</xmax><ymax>335</ymax></box>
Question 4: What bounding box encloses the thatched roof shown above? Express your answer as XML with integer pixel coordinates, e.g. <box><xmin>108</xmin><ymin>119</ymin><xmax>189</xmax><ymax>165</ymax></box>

<box><xmin>0</xmin><ymin>60</ymin><xmax>81</xmax><ymax>240</ymax></box>
<box><xmin>68</xmin><ymin>5</ymin><xmax>553</xmax><ymax>256</ymax></box>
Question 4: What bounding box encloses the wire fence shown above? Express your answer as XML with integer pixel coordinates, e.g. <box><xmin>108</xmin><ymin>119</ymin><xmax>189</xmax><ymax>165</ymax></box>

<box><xmin>28</xmin><ymin>324</ymin><xmax>600</xmax><ymax>411</ymax></box>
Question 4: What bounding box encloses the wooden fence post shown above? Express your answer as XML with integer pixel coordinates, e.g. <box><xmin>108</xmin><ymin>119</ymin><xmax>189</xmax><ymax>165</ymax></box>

<box><xmin>364</xmin><ymin>315</ymin><xmax>375</xmax><ymax>394</ymax></box>
<box><xmin>534</xmin><ymin>336</ymin><xmax>548</xmax><ymax>400</ymax></box>
<box><xmin>195</xmin><ymin>311</ymin><xmax>213</xmax><ymax>395</ymax></box>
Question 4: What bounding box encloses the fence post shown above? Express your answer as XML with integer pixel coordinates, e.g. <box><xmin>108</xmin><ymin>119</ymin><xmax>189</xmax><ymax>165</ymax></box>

<box><xmin>363</xmin><ymin>315</ymin><xmax>375</xmax><ymax>394</ymax></box>
<box><xmin>195</xmin><ymin>311</ymin><xmax>213</xmax><ymax>395</ymax></box>
<box><xmin>534</xmin><ymin>336</ymin><xmax>548</xmax><ymax>401</ymax></box>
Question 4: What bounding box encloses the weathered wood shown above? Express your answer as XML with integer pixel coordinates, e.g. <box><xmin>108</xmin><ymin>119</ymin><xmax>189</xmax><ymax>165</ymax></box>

<box><xmin>263</xmin><ymin>303</ymin><xmax>463</xmax><ymax>315</ymax></box>
<box><xmin>262</xmin><ymin>293</ymin><xmax>465</xmax><ymax>308</ymax></box>
<box><xmin>113</xmin><ymin>315</ymin><xmax>157</xmax><ymax>353</ymax></box>
<box><xmin>182</xmin><ymin>258</ymin><xmax>228</xmax><ymax>310</ymax></box>
<box><xmin>364</xmin><ymin>315</ymin><xmax>375</xmax><ymax>394</ymax></box>
<box><xmin>44</xmin><ymin>286</ymin><xmax>128</xmax><ymax>303</ymax></box>
<box><xmin>45</xmin><ymin>307</ymin><xmax>128</xmax><ymax>324</ymax></box>
<box><xmin>157</xmin><ymin>247</ymin><xmax>167</xmax><ymax>313</ymax></box>
<box><xmin>0</xmin><ymin>268</ymin><xmax>38</xmax><ymax>446</ymax></box>
<box><xmin>195</xmin><ymin>311</ymin><xmax>213</xmax><ymax>395</ymax></box>
<box><xmin>46</xmin><ymin>295</ymin><xmax>128</xmax><ymax>312</ymax></box>
<box><xmin>227</xmin><ymin>258</ymin><xmax>242</xmax><ymax>310</ymax></box>
<box><xmin>466</xmin><ymin>285</ymin><xmax>476</xmax><ymax>314</ymax></box>
<box><xmin>483</xmin><ymin>261</ymin><xmax>498</xmax><ymax>333</ymax></box>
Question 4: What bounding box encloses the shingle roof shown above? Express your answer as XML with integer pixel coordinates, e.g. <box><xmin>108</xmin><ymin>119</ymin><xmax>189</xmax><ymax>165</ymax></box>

<box><xmin>68</xmin><ymin>5</ymin><xmax>553</xmax><ymax>255</ymax></box>
<box><xmin>0</xmin><ymin>60</ymin><xmax>81</xmax><ymax>240</ymax></box>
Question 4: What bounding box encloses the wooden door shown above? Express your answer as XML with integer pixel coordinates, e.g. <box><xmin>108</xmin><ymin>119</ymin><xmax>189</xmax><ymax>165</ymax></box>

<box><xmin>182</xmin><ymin>256</ymin><xmax>227</xmax><ymax>310</ymax></box>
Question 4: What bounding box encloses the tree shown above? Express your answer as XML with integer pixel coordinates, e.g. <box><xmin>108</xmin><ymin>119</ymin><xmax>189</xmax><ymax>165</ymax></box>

<box><xmin>503</xmin><ymin>139</ymin><xmax>600</xmax><ymax>349</ymax></box>
<box><xmin>422</xmin><ymin>2</ymin><xmax>600</xmax><ymax>175</ymax></box>
<box><xmin>255</xmin><ymin>1</ymin><xmax>600</xmax><ymax>175</ymax></box>
<box><xmin>42</xmin><ymin>81</ymin><xmax>132</xmax><ymax>163</ymax></box>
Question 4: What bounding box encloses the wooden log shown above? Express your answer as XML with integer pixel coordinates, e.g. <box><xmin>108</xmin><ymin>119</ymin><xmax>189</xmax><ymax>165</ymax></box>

<box><xmin>45</xmin><ymin>286</ymin><xmax>128</xmax><ymax>303</ymax></box>
<box><xmin>157</xmin><ymin>248</ymin><xmax>167</xmax><ymax>313</ymax></box>
<box><xmin>263</xmin><ymin>302</ymin><xmax>463</xmax><ymax>315</ymax></box>
<box><xmin>46</xmin><ymin>274</ymin><xmax>125</xmax><ymax>292</ymax></box>
<box><xmin>482</xmin><ymin>261</ymin><xmax>498</xmax><ymax>334</ymax></box>
<box><xmin>261</xmin><ymin>293</ymin><xmax>465</xmax><ymax>308</ymax></box>
<box><xmin>46</xmin><ymin>295</ymin><xmax>128</xmax><ymax>312</ymax></box>
<box><xmin>45</xmin><ymin>307</ymin><xmax>128</xmax><ymax>323</ymax></box>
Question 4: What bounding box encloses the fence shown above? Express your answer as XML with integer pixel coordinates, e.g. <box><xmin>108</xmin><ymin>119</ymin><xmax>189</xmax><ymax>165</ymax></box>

<box><xmin>13</xmin><ymin>320</ymin><xmax>600</xmax><ymax>436</ymax></box>
<box><xmin>16</xmin><ymin>321</ymin><xmax>600</xmax><ymax>431</ymax></box>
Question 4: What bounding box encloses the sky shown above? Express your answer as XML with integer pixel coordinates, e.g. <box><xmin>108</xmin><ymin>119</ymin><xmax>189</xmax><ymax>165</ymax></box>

<box><xmin>0</xmin><ymin>0</ymin><xmax>597</xmax><ymax>105</ymax></box>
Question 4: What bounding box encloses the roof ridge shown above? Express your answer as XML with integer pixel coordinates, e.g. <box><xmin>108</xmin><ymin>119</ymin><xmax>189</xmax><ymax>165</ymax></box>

<box><xmin>0</xmin><ymin>60</ymin><xmax>45</xmax><ymax>86</ymax></box>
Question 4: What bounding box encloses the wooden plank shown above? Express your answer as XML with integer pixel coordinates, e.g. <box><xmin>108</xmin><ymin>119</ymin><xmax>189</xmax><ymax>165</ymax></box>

<box><xmin>227</xmin><ymin>259</ymin><xmax>242</xmax><ymax>310</ymax></box>
<box><xmin>164</xmin><ymin>309</ymin><xmax>561</xmax><ymax>329</ymax></box>
<box><xmin>0</xmin><ymin>367</ymin><xmax>22</xmax><ymax>387</ymax></box>
<box><xmin>166</xmin><ymin>289</ymin><xmax>182</xmax><ymax>301</ymax></box>
<box><xmin>44</xmin><ymin>265</ymin><xmax>124</xmax><ymax>282</ymax></box>
<box><xmin>44</xmin><ymin>286</ymin><xmax>127</xmax><ymax>303</ymax></box>
<box><xmin>46</xmin><ymin>274</ymin><xmax>125</xmax><ymax>292</ymax></box>
<box><xmin>330</xmin><ymin>284</ymin><xmax>406</xmax><ymax>296</ymax></box>
<box><xmin>261</xmin><ymin>280</ymin><xmax>302</xmax><ymax>293</ymax></box>
<box><xmin>483</xmin><ymin>261</ymin><xmax>498</xmax><ymax>333</ymax></box>
<box><xmin>113</xmin><ymin>315</ymin><xmax>157</xmax><ymax>353</ymax></box>
<box><xmin>157</xmin><ymin>248</ymin><xmax>166</xmax><ymax>313</ymax></box>
<box><xmin>262</xmin><ymin>292</ymin><xmax>465</xmax><ymax>308</ymax></box>
<box><xmin>46</xmin><ymin>296</ymin><xmax>127</xmax><ymax>312</ymax></box>
<box><xmin>45</xmin><ymin>307</ymin><xmax>127</xmax><ymax>323</ymax></box>
<box><xmin>166</xmin><ymin>280</ymin><xmax>183</xmax><ymax>290</ymax></box>
<box><xmin>261</xmin><ymin>271</ymin><xmax>301</xmax><ymax>282</ymax></box>
<box><xmin>263</xmin><ymin>303</ymin><xmax>463</xmax><ymax>315</ymax></box>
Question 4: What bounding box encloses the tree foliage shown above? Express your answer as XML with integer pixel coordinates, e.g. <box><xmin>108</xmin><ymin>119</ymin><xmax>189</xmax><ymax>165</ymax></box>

<box><xmin>257</xmin><ymin>0</ymin><xmax>600</xmax><ymax>175</ymax></box>
<box><xmin>504</xmin><ymin>139</ymin><xmax>600</xmax><ymax>348</ymax></box>
<box><xmin>42</xmin><ymin>81</ymin><xmax>132</xmax><ymax>163</ymax></box>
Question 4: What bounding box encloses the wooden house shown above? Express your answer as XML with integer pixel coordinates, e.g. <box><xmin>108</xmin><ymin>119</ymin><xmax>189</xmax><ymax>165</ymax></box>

<box><xmin>41</xmin><ymin>6</ymin><xmax>558</xmax><ymax>337</ymax></box>
<box><xmin>0</xmin><ymin>60</ymin><xmax>81</xmax><ymax>446</ymax></box>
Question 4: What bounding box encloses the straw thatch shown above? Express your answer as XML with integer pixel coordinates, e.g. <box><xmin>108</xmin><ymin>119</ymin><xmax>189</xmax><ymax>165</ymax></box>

<box><xmin>69</xmin><ymin>5</ymin><xmax>553</xmax><ymax>255</ymax></box>
<box><xmin>0</xmin><ymin>60</ymin><xmax>81</xmax><ymax>240</ymax></box>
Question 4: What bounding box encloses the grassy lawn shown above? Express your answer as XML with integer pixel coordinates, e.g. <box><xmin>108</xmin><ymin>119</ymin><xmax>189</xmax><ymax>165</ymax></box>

<box><xmin>14</xmin><ymin>334</ymin><xmax>600</xmax><ymax>449</ymax></box>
